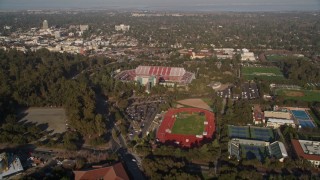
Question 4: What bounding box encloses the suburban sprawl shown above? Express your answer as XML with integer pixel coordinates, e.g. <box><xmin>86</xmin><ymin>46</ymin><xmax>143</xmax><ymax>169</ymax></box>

<box><xmin>0</xmin><ymin>10</ymin><xmax>320</xmax><ymax>179</ymax></box>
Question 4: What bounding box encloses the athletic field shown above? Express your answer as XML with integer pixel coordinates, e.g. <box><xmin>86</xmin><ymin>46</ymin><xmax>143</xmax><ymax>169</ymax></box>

<box><xmin>276</xmin><ymin>89</ymin><xmax>320</xmax><ymax>102</ymax></box>
<box><xmin>242</xmin><ymin>66</ymin><xmax>284</xmax><ymax>81</ymax></box>
<box><xmin>156</xmin><ymin>108</ymin><xmax>215</xmax><ymax>147</ymax></box>
<box><xmin>171</xmin><ymin>112</ymin><xmax>206</xmax><ymax>135</ymax></box>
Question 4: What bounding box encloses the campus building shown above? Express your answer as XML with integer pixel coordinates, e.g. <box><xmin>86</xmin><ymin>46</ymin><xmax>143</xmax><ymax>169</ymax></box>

<box><xmin>115</xmin><ymin>24</ymin><xmax>130</xmax><ymax>31</ymax></box>
<box><xmin>214</xmin><ymin>48</ymin><xmax>235</xmax><ymax>59</ymax></box>
<box><xmin>73</xmin><ymin>162</ymin><xmax>129</xmax><ymax>180</ymax></box>
<box><xmin>264</xmin><ymin>110</ymin><xmax>296</xmax><ymax>128</ymax></box>
<box><xmin>79</xmin><ymin>24</ymin><xmax>89</xmax><ymax>31</ymax></box>
<box><xmin>252</xmin><ymin>105</ymin><xmax>264</xmax><ymax>125</ymax></box>
<box><xmin>266</xmin><ymin>118</ymin><xmax>296</xmax><ymax>128</ymax></box>
<box><xmin>292</xmin><ymin>139</ymin><xmax>320</xmax><ymax>166</ymax></box>
<box><xmin>0</xmin><ymin>152</ymin><xmax>24</xmax><ymax>179</ymax></box>
<box><xmin>240</xmin><ymin>48</ymin><xmax>256</xmax><ymax>61</ymax></box>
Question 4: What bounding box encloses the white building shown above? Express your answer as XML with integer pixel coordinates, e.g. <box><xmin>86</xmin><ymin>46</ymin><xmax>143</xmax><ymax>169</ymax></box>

<box><xmin>54</xmin><ymin>31</ymin><xmax>61</xmax><ymax>39</ymax></box>
<box><xmin>115</xmin><ymin>24</ymin><xmax>130</xmax><ymax>31</ymax></box>
<box><xmin>266</xmin><ymin>118</ymin><xmax>295</xmax><ymax>128</ymax></box>
<box><xmin>0</xmin><ymin>152</ymin><xmax>24</xmax><ymax>179</ymax></box>
<box><xmin>80</xmin><ymin>25</ymin><xmax>89</xmax><ymax>31</ymax></box>
<box><xmin>42</xmin><ymin>20</ymin><xmax>48</xmax><ymax>29</ymax></box>
<box><xmin>241</xmin><ymin>48</ymin><xmax>256</xmax><ymax>61</ymax></box>
<box><xmin>292</xmin><ymin>139</ymin><xmax>320</xmax><ymax>166</ymax></box>
<box><xmin>214</xmin><ymin>48</ymin><xmax>235</xmax><ymax>59</ymax></box>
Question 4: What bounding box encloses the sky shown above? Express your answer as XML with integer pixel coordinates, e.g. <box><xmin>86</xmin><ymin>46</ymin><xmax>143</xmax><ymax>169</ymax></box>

<box><xmin>0</xmin><ymin>0</ymin><xmax>319</xmax><ymax>11</ymax></box>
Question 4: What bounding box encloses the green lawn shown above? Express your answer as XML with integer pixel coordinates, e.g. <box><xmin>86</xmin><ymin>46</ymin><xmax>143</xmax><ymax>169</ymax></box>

<box><xmin>265</xmin><ymin>54</ymin><xmax>286</xmax><ymax>61</ymax></box>
<box><xmin>266</xmin><ymin>54</ymin><xmax>310</xmax><ymax>62</ymax></box>
<box><xmin>276</xmin><ymin>89</ymin><xmax>320</xmax><ymax>102</ymax></box>
<box><xmin>242</xmin><ymin>66</ymin><xmax>284</xmax><ymax>81</ymax></box>
<box><xmin>171</xmin><ymin>112</ymin><xmax>206</xmax><ymax>135</ymax></box>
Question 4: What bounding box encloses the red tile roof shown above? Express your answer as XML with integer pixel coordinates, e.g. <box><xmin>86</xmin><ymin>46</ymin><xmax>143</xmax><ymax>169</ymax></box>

<box><xmin>74</xmin><ymin>162</ymin><xmax>129</xmax><ymax>180</ymax></box>
<box><xmin>291</xmin><ymin>139</ymin><xmax>320</xmax><ymax>161</ymax></box>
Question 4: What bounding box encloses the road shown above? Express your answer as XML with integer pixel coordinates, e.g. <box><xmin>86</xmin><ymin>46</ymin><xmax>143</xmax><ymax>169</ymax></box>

<box><xmin>112</xmin><ymin>122</ymin><xmax>145</xmax><ymax>179</ymax></box>
<box><xmin>117</xmin><ymin>148</ymin><xmax>145</xmax><ymax>180</ymax></box>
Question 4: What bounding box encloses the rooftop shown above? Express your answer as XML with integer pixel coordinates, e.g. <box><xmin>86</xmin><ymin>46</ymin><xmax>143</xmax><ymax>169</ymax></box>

<box><xmin>73</xmin><ymin>162</ymin><xmax>129</xmax><ymax>180</ymax></box>
<box><xmin>267</xmin><ymin>118</ymin><xmax>295</xmax><ymax>124</ymax></box>
<box><xmin>264</xmin><ymin>111</ymin><xmax>292</xmax><ymax>120</ymax></box>
<box><xmin>292</xmin><ymin>139</ymin><xmax>320</xmax><ymax>161</ymax></box>
<box><xmin>0</xmin><ymin>152</ymin><xmax>24</xmax><ymax>179</ymax></box>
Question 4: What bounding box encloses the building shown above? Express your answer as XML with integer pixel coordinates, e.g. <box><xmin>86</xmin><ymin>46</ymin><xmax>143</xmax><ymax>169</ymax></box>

<box><xmin>73</xmin><ymin>162</ymin><xmax>129</xmax><ymax>180</ymax></box>
<box><xmin>266</xmin><ymin>118</ymin><xmax>295</xmax><ymax>128</ymax></box>
<box><xmin>241</xmin><ymin>48</ymin><xmax>255</xmax><ymax>61</ymax></box>
<box><xmin>79</xmin><ymin>25</ymin><xmax>89</xmax><ymax>31</ymax></box>
<box><xmin>115</xmin><ymin>66</ymin><xmax>195</xmax><ymax>86</ymax></box>
<box><xmin>228</xmin><ymin>139</ymin><xmax>288</xmax><ymax>162</ymax></box>
<box><xmin>0</xmin><ymin>152</ymin><xmax>24</xmax><ymax>179</ymax></box>
<box><xmin>252</xmin><ymin>105</ymin><xmax>264</xmax><ymax>125</ymax></box>
<box><xmin>264</xmin><ymin>111</ymin><xmax>292</xmax><ymax>120</ymax></box>
<box><xmin>268</xmin><ymin>141</ymin><xmax>288</xmax><ymax>162</ymax></box>
<box><xmin>115</xmin><ymin>24</ymin><xmax>130</xmax><ymax>31</ymax></box>
<box><xmin>214</xmin><ymin>48</ymin><xmax>235</xmax><ymax>59</ymax></box>
<box><xmin>292</xmin><ymin>139</ymin><xmax>320</xmax><ymax>166</ymax></box>
<box><xmin>42</xmin><ymin>20</ymin><xmax>48</xmax><ymax>29</ymax></box>
<box><xmin>54</xmin><ymin>31</ymin><xmax>61</xmax><ymax>39</ymax></box>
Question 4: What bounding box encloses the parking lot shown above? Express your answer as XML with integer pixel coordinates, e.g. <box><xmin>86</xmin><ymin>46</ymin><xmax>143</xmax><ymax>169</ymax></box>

<box><xmin>125</xmin><ymin>96</ymin><xmax>167</xmax><ymax>139</ymax></box>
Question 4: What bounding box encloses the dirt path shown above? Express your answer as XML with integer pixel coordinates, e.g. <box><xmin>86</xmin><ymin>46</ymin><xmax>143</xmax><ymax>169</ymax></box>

<box><xmin>177</xmin><ymin>99</ymin><xmax>211</xmax><ymax>111</ymax></box>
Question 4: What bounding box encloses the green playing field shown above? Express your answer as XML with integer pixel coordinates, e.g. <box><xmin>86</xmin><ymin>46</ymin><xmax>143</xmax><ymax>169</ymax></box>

<box><xmin>171</xmin><ymin>112</ymin><xmax>206</xmax><ymax>135</ymax></box>
<box><xmin>242</xmin><ymin>66</ymin><xmax>284</xmax><ymax>81</ymax></box>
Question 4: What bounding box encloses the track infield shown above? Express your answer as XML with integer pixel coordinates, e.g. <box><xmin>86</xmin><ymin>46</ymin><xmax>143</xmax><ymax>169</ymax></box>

<box><xmin>171</xmin><ymin>112</ymin><xmax>206</xmax><ymax>135</ymax></box>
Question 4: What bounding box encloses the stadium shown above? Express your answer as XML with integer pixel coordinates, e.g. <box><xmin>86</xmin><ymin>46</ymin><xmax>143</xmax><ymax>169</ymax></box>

<box><xmin>115</xmin><ymin>66</ymin><xmax>195</xmax><ymax>86</ymax></box>
<box><xmin>156</xmin><ymin>108</ymin><xmax>215</xmax><ymax>147</ymax></box>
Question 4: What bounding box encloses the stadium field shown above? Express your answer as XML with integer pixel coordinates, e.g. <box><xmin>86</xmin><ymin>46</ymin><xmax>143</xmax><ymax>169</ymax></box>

<box><xmin>276</xmin><ymin>89</ymin><xmax>320</xmax><ymax>102</ymax></box>
<box><xmin>242</xmin><ymin>66</ymin><xmax>284</xmax><ymax>80</ymax></box>
<box><xmin>171</xmin><ymin>112</ymin><xmax>206</xmax><ymax>135</ymax></box>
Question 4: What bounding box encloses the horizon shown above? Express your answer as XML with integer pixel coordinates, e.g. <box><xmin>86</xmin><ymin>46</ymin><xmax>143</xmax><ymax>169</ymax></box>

<box><xmin>0</xmin><ymin>0</ymin><xmax>320</xmax><ymax>12</ymax></box>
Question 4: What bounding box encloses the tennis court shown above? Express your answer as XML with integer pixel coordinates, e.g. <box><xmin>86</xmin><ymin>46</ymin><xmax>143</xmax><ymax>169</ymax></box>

<box><xmin>241</xmin><ymin>144</ymin><xmax>266</xmax><ymax>161</ymax></box>
<box><xmin>250</xmin><ymin>127</ymin><xmax>274</xmax><ymax>142</ymax></box>
<box><xmin>228</xmin><ymin>126</ymin><xmax>250</xmax><ymax>139</ymax></box>
<box><xmin>298</xmin><ymin>120</ymin><xmax>316</xmax><ymax>128</ymax></box>
<box><xmin>291</xmin><ymin>110</ymin><xmax>310</xmax><ymax>120</ymax></box>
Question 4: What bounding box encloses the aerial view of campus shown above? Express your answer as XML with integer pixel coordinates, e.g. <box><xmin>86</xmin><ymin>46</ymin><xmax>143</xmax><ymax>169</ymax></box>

<box><xmin>0</xmin><ymin>0</ymin><xmax>320</xmax><ymax>179</ymax></box>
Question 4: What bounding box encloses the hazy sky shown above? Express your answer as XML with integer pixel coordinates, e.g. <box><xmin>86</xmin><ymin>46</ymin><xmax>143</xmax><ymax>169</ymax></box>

<box><xmin>0</xmin><ymin>0</ymin><xmax>319</xmax><ymax>11</ymax></box>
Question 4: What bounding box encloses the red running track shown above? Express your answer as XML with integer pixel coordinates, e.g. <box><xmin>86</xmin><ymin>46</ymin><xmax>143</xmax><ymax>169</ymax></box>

<box><xmin>156</xmin><ymin>108</ymin><xmax>215</xmax><ymax>147</ymax></box>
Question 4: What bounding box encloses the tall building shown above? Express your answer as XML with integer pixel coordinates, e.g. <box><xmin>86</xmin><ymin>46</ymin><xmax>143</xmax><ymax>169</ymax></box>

<box><xmin>42</xmin><ymin>20</ymin><xmax>48</xmax><ymax>29</ymax></box>
<box><xmin>54</xmin><ymin>31</ymin><xmax>61</xmax><ymax>39</ymax></box>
